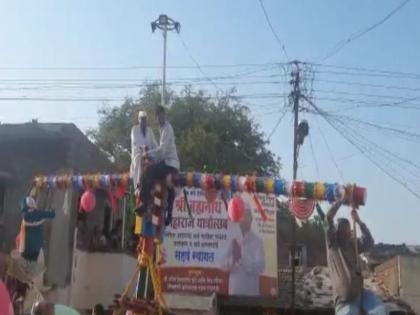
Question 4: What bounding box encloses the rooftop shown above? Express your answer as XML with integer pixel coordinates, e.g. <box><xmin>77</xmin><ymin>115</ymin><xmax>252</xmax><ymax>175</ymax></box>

<box><xmin>0</xmin><ymin>122</ymin><xmax>114</xmax><ymax>178</ymax></box>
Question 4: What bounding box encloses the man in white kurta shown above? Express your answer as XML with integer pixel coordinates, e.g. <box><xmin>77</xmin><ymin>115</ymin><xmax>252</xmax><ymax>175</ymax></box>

<box><xmin>223</xmin><ymin>206</ymin><xmax>265</xmax><ymax>296</ymax></box>
<box><xmin>130</xmin><ymin>110</ymin><xmax>157</xmax><ymax>189</ymax></box>
<box><xmin>136</xmin><ymin>106</ymin><xmax>180</xmax><ymax>220</ymax></box>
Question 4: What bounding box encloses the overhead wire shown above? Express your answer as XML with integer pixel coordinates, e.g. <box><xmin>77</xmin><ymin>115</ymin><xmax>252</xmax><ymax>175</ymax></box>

<box><xmin>311</xmin><ymin>61</ymin><xmax>420</xmax><ymax>80</ymax></box>
<box><xmin>0</xmin><ymin>62</ymin><xmax>290</xmax><ymax>71</ymax></box>
<box><xmin>322</xmin><ymin>113</ymin><xmax>420</xmax><ymax>142</ymax></box>
<box><xmin>315</xmin><ymin>69</ymin><xmax>420</xmax><ymax>80</ymax></box>
<box><xmin>330</xmin><ymin>115</ymin><xmax>420</xmax><ymax>198</ymax></box>
<box><xmin>313</xmin><ymin>88</ymin><xmax>420</xmax><ymax>103</ymax></box>
<box><xmin>309</xmin><ymin>100</ymin><xmax>420</xmax><ymax>199</ymax></box>
<box><xmin>320</xmin><ymin>0</ymin><xmax>410</xmax><ymax>62</ymax></box>
<box><xmin>311</xmin><ymin>95</ymin><xmax>420</xmax><ymax>111</ymax></box>
<box><xmin>314</xmin><ymin>78</ymin><xmax>420</xmax><ymax>93</ymax></box>
<box><xmin>258</xmin><ymin>0</ymin><xmax>290</xmax><ymax>61</ymax></box>
<box><xmin>177</xmin><ymin>33</ymin><xmax>221</xmax><ymax>92</ymax></box>
<box><xmin>313</xmin><ymin>115</ymin><xmax>344</xmax><ymax>181</ymax></box>
<box><xmin>267</xmin><ymin>108</ymin><xmax>288</xmax><ymax>140</ymax></box>
<box><xmin>0</xmin><ymin>97</ymin><xmax>125</xmax><ymax>102</ymax></box>
<box><xmin>308</xmin><ymin>133</ymin><xmax>320</xmax><ymax>178</ymax></box>
<box><xmin>332</xmin><ymin>118</ymin><xmax>420</xmax><ymax>179</ymax></box>
<box><xmin>325</xmin><ymin>112</ymin><xmax>420</xmax><ymax>173</ymax></box>
<box><xmin>3</xmin><ymin>60</ymin><xmax>420</xmax><ymax>80</ymax></box>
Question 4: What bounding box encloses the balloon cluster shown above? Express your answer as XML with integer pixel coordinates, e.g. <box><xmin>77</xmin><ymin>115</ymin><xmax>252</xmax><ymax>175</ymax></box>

<box><xmin>34</xmin><ymin>172</ymin><xmax>367</xmax><ymax>206</ymax></box>
<box><xmin>34</xmin><ymin>173</ymin><xmax>130</xmax><ymax>191</ymax></box>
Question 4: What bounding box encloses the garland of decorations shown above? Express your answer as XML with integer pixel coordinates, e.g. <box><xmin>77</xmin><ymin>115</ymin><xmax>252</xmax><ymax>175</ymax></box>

<box><xmin>33</xmin><ymin>172</ymin><xmax>367</xmax><ymax>206</ymax></box>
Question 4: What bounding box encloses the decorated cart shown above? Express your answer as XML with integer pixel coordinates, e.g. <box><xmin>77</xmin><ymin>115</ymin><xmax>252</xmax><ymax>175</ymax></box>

<box><xmin>28</xmin><ymin>172</ymin><xmax>366</xmax><ymax>315</ymax></box>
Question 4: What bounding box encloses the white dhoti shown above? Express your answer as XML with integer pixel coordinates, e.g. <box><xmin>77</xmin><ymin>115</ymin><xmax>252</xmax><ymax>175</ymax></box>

<box><xmin>130</xmin><ymin>153</ymin><xmax>144</xmax><ymax>189</ymax></box>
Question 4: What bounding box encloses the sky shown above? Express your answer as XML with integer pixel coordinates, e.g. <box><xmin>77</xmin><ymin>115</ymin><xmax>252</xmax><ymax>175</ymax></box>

<box><xmin>0</xmin><ymin>0</ymin><xmax>419</xmax><ymax>244</ymax></box>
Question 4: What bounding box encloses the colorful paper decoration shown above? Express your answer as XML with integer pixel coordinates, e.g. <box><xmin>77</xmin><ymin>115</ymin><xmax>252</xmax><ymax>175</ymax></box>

<box><xmin>326</xmin><ymin>183</ymin><xmax>337</xmax><ymax>202</ymax></box>
<box><xmin>289</xmin><ymin>197</ymin><xmax>316</xmax><ymax>220</ymax></box>
<box><xmin>223</xmin><ymin>175</ymin><xmax>230</xmax><ymax>191</ymax></box>
<box><xmin>274</xmin><ymin>179</ymin><xmax>284</xmax><ymax>195</ymax></box>
<box><xmin>265</xmin><ymin>178</ymin><xmax>274</xmax><ymax>194</ymax></box>
<box><xmin>304</xmin><ymin>182</ymin><xmax>315</xmax><ymax>199</ymax></box>
<box><xmin>230</xmin><ymin>175</ymin><xmax>237</xmax><ymax>192</ymax></box>
<box><xmin>292</xmin><ymin>181</ymin><xmax>305</xmax><ymax>196</ymax></box>
<box><xmin>314</xmin><ymin>182</ymin><xmax>326</xmax><ymax>200</ymax></box>
<box><xmin>32</xmin><ymin>173</ymin><xmax>367</xmax><ymax>206</ymax></box>
<box><xmin>353</xmin><ymin>186</ymin><xmax>367</xmax><ymax>206</ymax></box>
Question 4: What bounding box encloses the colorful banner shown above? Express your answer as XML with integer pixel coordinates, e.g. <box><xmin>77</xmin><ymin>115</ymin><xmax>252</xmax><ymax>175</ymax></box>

<box><xmin>161</xmin><ymin>189</ymin><xmax>278</xmax><ymax>297</ymax></box>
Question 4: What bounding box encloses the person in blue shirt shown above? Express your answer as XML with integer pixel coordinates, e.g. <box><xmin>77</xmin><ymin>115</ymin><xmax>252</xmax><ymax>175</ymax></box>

<box><xmin>19</xmin><ymin>197</ymin><xmax>55</xmax><ymax>262</ymax></box>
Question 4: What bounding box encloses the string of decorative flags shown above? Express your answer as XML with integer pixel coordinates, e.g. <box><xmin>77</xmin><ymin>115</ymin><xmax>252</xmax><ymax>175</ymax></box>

<box><xmin>33</xmin><ymin>172</ymin><xmax>367</xmax><ymax>206</ymax></box>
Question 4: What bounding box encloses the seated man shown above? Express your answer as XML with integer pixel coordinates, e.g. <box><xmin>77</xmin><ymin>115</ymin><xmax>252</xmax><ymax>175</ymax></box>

<box><xmin>136</xmin><ymin>105</ymin><xmax>179</xmax><ymax>222</ymax></box>
<box><xmin>130</xmin><ymin>110</ymin><xmax>157</xmax><ymax>189</ymax></box>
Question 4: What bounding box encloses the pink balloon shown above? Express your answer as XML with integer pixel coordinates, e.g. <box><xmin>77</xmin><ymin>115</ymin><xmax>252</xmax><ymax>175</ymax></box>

<box><xmin>80</xmin><ymin>190</ymin><xmax>96</xmax><ymax>212</ymax></box>
<box><xmin>0</xmin><ymin>281</ymin><xmax>14</xmax><ymax>315</ymax></box>
<box><xmin>228</xmin><ymin>195</ymin><xmax>245</xmax><ymax>222</ymax></box>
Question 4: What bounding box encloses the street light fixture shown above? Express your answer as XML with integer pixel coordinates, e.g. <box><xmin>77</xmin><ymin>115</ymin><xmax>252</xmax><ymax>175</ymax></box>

<box><xmin>151</xmin><ymin>14</ymin><xmax>181</xmax><ymax>107</ymax></box>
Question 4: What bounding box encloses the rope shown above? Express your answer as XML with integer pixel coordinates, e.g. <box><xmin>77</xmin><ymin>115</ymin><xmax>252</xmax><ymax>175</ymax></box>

<box><xmin>122</xmin><ymin>264</ymin><xmax>141</xmax><ymax>298</ymax></box>
<box><xmin>183</xmin><ymin>189</ymin><xmax>193</xmax><ymax>219</ymax></box>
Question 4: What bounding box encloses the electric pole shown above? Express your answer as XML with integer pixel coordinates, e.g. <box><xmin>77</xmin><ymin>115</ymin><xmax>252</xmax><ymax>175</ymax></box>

<box><xmin>151</xmin><ymin>14</ymin><xmax>181</xmax><ymax>107</ymax></box>
<box><xmin>290</xmin><ymin>60</ymin><xmax>300</xmax><ymax>315</ymax></box>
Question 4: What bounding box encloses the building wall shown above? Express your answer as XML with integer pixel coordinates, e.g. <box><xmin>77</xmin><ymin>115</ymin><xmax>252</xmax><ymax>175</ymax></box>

<box><xmin>277</xmin><ymin>211</ymin><xmax>326</xmax><ymax>268</ymax></box>
<box><xmin>69</xmin><ymin>249</ymin><xmax>137</xmax><ymax>310</ymax></box>
<box><xmin>1</xmin><ymin>177</ymin><xmax>32</xmax><ymax>251</ymax></box>
<box><xmin>0</xmin><ymin>123</ymin><xmax>114</xmax><ymax>249</ymax></box>
<box><xmin>399</xmin><ymin>256</ymin><xmax>420</xmax><ymax>315</ymax></box>
<box><xmin>375</xmin><ymin>257</ymin><xmax>399</xmax><ymax>296</ymax></box>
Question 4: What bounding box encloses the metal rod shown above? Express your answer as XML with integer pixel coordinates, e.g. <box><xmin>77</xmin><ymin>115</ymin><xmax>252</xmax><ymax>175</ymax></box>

<box><xmin>162</xmin><ymin>25</ymin><xmax>167</xmax><ymax>107</ymax></box>
<box><xmin>121</xmin><ymin>196</ymin><xmax>127</xmax><ymax>249</ymax></box>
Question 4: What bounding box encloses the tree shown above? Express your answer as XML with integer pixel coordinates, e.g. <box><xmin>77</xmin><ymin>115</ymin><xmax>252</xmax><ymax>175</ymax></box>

<box><xmin>88</xmin><ymin>84</ymin><xmax>281</xmax><ymax>176</ymax></box>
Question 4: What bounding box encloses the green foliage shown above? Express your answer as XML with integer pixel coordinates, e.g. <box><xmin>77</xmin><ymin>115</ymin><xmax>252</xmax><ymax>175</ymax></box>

<box><xmin>88</xmin><ymin>84</ymin><xmax>281</xmax><ymax>175</ymax></box>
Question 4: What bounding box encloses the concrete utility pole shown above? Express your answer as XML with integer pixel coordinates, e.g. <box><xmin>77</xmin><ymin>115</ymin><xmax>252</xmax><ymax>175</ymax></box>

<box><xmin>289</xmin><ymin>60</ymin><xmax>310</xmax><ymax>314</ymax></box>
<box><xmin>151</xmin><ymin>14</ymin><xmax>181</xmax><ymax>107</ymax></box>
<box><xmin>290</xmin><ymin>60</ymin><xmax>300</xmax><ymax>315</ymax></box>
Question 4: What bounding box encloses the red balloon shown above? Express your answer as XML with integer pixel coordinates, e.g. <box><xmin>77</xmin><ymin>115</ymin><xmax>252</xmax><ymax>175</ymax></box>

<box><xmin>81</xmin><ymin>190</ymin><xmax>96</xmax><ymax>212</ymax></box>
<box><xmin>228</xmin><ymin>195</ymin><xmax>245</xmax><ymax>222</ymax></box>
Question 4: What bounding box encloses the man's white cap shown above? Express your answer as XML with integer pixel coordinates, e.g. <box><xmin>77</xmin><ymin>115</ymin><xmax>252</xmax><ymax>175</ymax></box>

<box><xmin>138</xmin><ymin>111</ymin><xmax>147</xmax><ymax>119</ymax></box>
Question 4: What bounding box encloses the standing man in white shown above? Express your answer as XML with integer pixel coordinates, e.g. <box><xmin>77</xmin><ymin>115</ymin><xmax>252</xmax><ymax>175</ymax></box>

<box><xmin>130</xmin><ymin>110</ymin><xmax>157</xmax><ymax>189</ymax></box>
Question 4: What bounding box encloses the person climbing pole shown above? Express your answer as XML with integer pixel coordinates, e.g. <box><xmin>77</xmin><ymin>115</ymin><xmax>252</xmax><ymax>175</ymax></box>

<box><xmin>322</xmin><ymin>194</ymin><xmax>386</xmax><ymax>315</ymax></box>
<box><xmin>130</xmin><ymin>110</ymin><xmax>158</xmax><ymax>190</ymax></box>
<box><xmin>136</xmin><ymin>105</ymin><xmax>179</xmax><ymax>225</ymax></box>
